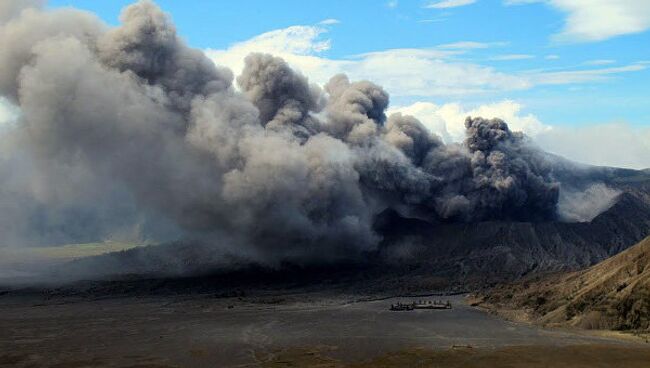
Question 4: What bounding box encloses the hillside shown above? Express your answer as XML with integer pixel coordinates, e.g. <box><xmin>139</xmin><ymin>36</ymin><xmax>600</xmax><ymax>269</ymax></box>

<box><xmin>477</xmin><ymin>236</ymin><xmax>650</xmax><ymax>331</ymax></box>
<box><xmin>375</xmin><ymin>184</ymin><xmax>650</xmax><ymax>281</ymax></box>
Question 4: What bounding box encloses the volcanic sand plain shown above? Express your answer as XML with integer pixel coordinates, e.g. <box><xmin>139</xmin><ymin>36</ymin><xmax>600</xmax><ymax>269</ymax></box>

<box><xmin>2</xmin><ymin>293</ymin><xmax>650</xmax><ymax>367</ymax></box>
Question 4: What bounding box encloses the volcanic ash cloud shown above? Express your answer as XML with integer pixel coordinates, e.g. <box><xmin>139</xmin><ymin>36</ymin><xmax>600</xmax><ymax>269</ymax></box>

<box><xmin>0</xmin><ymin>0</ymin><xmax>561</xmax><ymax>263</ymax></box>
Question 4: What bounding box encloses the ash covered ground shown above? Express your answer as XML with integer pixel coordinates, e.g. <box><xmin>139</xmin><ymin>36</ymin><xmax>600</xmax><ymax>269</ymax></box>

<box><xmin>3</xmin><ymin>292</ymin><xmax>649</xmax><ymax>368</ymax></box>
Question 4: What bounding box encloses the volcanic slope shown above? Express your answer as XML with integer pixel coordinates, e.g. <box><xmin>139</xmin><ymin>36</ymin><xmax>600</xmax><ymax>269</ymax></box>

<box><xmin>479</xmin><ymin>236</ymin><xmax>650</xmax><ymax>331</ymax></box>
<box><xmin>375</xmin><ymin>174</ymin><xmax>650</xmax><ymax>281</ymax></box>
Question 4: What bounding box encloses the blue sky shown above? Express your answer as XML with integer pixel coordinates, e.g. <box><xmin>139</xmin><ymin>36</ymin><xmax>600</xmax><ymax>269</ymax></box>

<box><xmin>38</xmin><ymin>0</ymin><xmax>650</xmax><ymax>168</ymax></box>
<box><xmin>46</xmin><ymin>0</ymin><xmax>650</xmax><ymax>127</ymax></box>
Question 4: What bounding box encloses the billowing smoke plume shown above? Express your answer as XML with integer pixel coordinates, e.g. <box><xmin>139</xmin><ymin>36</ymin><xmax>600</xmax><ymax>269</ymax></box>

<box><xmin>0</xmin><ymin>0</ymin><xmax>563</xmax><ymax>263</ymax></box>
<box><xmin>558</xmin><ymin>183</ymin><xmax>621</xmax><ymax>222</ymax></box>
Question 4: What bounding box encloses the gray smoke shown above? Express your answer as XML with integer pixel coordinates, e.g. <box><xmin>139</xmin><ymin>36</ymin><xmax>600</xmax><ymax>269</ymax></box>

<box><xmin>324</xmin><ymin>74</ymin><xmax>389</xmax><ymax>143</ymax></box>
<box><xmin>0</xmin><ymin>0</ymin><xmax>566</xmax><ymax>264</ymax></box>
<box><xmin>558</xmin><ymin>183</ymin><xmax>621</xmax><ymax>222</ymax></box>
<box><xmin>0</xmin><ymin>0</ymin><xmax>41</xmax><ymax>24</ymax></box>
<box><xmin>462</xmin><ymin>117</ymin><xmax>559</xmax><ymax>221</ymax></box>
<box><xmin>237</xmin><ymin>53</ymin><xmax>324</xmax><ymax>139</ymax></box>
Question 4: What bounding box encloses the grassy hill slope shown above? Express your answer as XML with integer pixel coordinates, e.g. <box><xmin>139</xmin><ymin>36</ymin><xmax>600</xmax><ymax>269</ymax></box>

<box><xmin>478</xmin><ymin>237</ymin><xmax>650</xmax><ymax>331</ymax></box>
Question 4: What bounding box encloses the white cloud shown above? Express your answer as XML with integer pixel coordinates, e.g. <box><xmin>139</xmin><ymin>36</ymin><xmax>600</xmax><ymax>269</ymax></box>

<box><xmin>507</xmin><ymin>0</ymin><xmax>650</xmax><ymax>42</ymax></box>
<box><xmin>206</xmin><ymin>26</ymin><xmax>331</xmax><ymax>59</ymax></box>
<box><xmin>345</xmin><ymin>49</ymin><xmax>531</xmax><ymax>97</ymax></box>
<box><xmin>425</xmin><ymin>0</ymin><xmax>477</xmax><ymax>9</ymax></box>
<box><xmin>535</xmin><ymin>123</ymin><xmax>650</xmax><ymax>169</ymax></box>
<box><xmin>503</xmin><ymin>0</ymin><xmax>540</xmax><ymax>4</ymax></box>
<box><xmin>490</xmin><ymin>54</ymin><xmax>535</xmax><ymax>61</ymax></box>
<box><xmin>418</xmin><ymin>17</ymin><xmax>448</xmax><ymax>23</ymax></box>
<box><xmin>319</xmin><ymin>18</ymin><xmax>340</xmax><ymax>25</ymax></box>
<box><xmin>532</xmin><ymin>63</ymin><xmax>647</xmax><ymax>84</ymax></box>
<box><xmin>205</xmin><ymin>25</ymin><xmax>647</xmax><ymax>99</ymax></box>
<box><xmin>583</xmin><ymin>59</ymin><xmax>615</xmax><ymax>66</ymax></box>
<box><xmin>389</xmin><ymin>100</ymin><xmax>550</xmax><ymax>143</ymax></box>
<box><xmin>206</xmin><ymin>26</ymin><xmax>531</xmax><ymax>97</ymax></box>
<box><xmin>553</xmin><ymin>0</ymin><xmax>650</xmax><ymax>42</ymax></box>
<box><xmin>386</xmin><ymin>0</ymin><xmax>399</xmax><ymax>8</ymax></box>
<box><xmin>438</xmin><ymin>41</ymin><xmax>507</xmax><ymax>49</ymax></box>
<box><xmin>205</xmin><ymin>26</ymin><xmax>343</xmax><ymax>86</ymax></box>
<box><xmin>545</xmin><ymin>54</ymin><xmax>560</xmax><ymax>60</ymax></box>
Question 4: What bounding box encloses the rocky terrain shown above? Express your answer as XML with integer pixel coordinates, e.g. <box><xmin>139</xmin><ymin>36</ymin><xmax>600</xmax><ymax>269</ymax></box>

<box><xmin>475</xmin><ymin>236</ymin><xmax>650</xmax><ymax>332</ymax></box>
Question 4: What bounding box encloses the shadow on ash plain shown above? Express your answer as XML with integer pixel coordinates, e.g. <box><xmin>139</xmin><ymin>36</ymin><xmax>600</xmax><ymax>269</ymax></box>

<box><xmin>1</xmin><ymin>293</ymin><xmax>645</xmax><ymax>367</ymax></box>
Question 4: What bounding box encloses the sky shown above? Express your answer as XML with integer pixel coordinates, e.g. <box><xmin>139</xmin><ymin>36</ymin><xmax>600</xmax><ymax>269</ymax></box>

<box><xmin>15</xmin><ymin>0</ymin><xmax>650</xmax><ymax>168</ymax></box>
